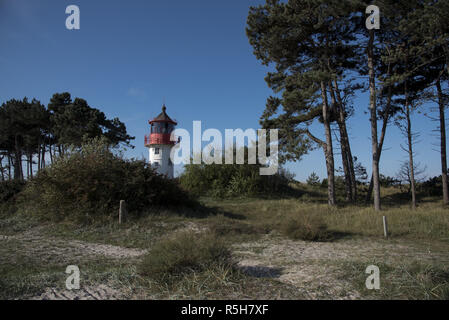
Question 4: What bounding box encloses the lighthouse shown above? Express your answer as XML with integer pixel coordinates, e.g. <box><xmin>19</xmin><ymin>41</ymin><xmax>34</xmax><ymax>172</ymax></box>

<box><xmin>144</xmin><ymin>104</ymin><xmax>177</xmax><ymax>178</ymax></box>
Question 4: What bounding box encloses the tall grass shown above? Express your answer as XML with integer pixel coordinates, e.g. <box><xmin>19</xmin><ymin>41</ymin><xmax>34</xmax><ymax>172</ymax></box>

<box><xmin>202</xmin><ymin>195</ymin><xmax>449</xmax><ymax>241</ymax></box>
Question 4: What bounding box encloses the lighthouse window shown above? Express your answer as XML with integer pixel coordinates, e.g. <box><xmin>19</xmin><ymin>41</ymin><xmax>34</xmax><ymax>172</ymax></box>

<box><xmin>152</xmin><ymin>122</ymin><xmax>163</xmax><ymax>133</ymax></box>
<box><xmin>154</xmin><ymin>148</ymin><xmax>160</xmax><ymax>155</ymax></box>
<box><xmin>153</xmin><ymin>162</ymin><xmax>159</xmax><ymax>167</ymax></box>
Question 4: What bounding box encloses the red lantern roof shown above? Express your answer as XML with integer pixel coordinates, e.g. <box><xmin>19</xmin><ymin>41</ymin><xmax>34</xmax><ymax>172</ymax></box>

<box><xmin>149</xmin><ymin>105</ymin><xmax>177</xmax><ymax>125</ymax></box>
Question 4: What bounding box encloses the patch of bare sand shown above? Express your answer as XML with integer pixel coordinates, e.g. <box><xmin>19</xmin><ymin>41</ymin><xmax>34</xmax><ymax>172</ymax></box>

<box><xmin>234</xmin><ymin>235</ymin><xmax>449</xmax><ymax>299</ymax></box>
<box><xmin>1</xmin><ymin>231</ymin><xmax>147</xmax><ymax>260</ymax></box>
<box><xmin>175</xmin><ymin>221</ymin><xmax>208</xmax><ymax>234</ymax></box>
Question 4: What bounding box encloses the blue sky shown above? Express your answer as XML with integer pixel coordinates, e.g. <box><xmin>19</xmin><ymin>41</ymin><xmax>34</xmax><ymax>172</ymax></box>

<box><xmin>0</xmin><ymin>0</ymin><xmax>444</xmax><ymax>181</ymax></box>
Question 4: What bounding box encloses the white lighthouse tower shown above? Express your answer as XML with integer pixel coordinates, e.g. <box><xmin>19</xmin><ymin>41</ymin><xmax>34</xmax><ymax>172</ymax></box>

<box><xmin>144</xmin><ymin>105</ymin><xmax>177</xmax><ymax>178</ymax></box>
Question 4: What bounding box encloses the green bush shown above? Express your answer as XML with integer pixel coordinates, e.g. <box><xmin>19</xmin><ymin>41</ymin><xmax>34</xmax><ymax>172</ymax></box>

<box><xmin>180</xmin><ymin>148</ymin><xmax>294</xmax><ymax>198</ymax></box>
<box><xmin>138</xmin><ymin>231</ymin><xmax>233</xmax><ymax>282</ymax></box>
<box><xmin>19</xmin><ymin>137</ymin><xmax>196</xmax><ymax>222</ymax></box>
<box><xmin>418</xmin><ymin>175</ymin><xmax>449</xmax><ymax>197</ymax></box>
<box><xmin>280</xmin><ymin>214</ymin><xmax>331</xmax><ymax>241</ymax></box>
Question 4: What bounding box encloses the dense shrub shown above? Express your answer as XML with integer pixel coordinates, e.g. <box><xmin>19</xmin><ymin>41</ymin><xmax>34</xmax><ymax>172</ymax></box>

<box><xmin>138</xmin><ymin>231</ymin><xmax>233</xmax><ymax>282</ymax></box>
<box><xmin>19</xmin><ymin>137</ymin><xmax>196</xmax><ymax>222</ymax></box>
<box><xmin>180</xmin><ymin>153</ymin><xmax>294</xmax><ymax>198</ymax></box>
<box><xmin>0</xmin><ymin>180</ymin><xmax>25</xmax><ymax>216</ymax></box>
<box><xmin>418</xmin><ymin>175</ymin><xmax>448</xmax><ymax>197</ymax></box>
<box><xmin>280</xmin><ymin>214</ymin><xmax>331</xmax><ymax>241</ymax></box>
<box><xmin>0</xmin><ymin>180</ymin><xmax>25</xmax><ymax>204</ymax></box>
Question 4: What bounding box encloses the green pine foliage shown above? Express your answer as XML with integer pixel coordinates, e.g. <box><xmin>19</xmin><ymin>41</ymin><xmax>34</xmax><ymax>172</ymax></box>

<box><xmin>0</xmin><ymin>93</ymin><xmax>134</xmax><ymax>181</ymax></box>
<box><xmin>306</xmin><ymin>172</ymin><xmax>320</xmax><ymax>186</ymax></box>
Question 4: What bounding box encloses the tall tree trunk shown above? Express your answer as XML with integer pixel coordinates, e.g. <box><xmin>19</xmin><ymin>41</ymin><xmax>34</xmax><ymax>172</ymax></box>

<box><xmin>436</xmin><ymin>78</ymin><xmax>449</xmax><ymax>205</ymax></box>
<box><xmin>37</xmin><ymin>138</ymin><xmax>41</xmax><ymax>172</ymax></box>
<box><xmin>49</xmin><ymin>144</ymin><xmax>54</xmax><ymax>164</ymax></box>
<box><xmin>446</xmin><ymin>49</ymin><xmax>449</xmax><ymax>79</ymax></box>
<box><xmin>367</xmin><ymin>30</ymin><xmax>381</xmax><ymax>211</ymax></box>
<box><xmin>14</xmin><ymin>134</ymin><xmax>23</xmax><ymax>181</ymax></box>
<box><xmin>329</xmin><ymin>81</ymin><xmax>352</xmax><ymax>202</ymax></box>
<box><xmin>29</xmin><ymin>153</ymin><xmax>33</xmax><ymax>179</ymax></box>
<box><xmin>7</xmin><ymin>153</ymin><xmax>12</xmax><ymax>180</ymax></box>
<box><xmin>406</xmin><ymin>106</ymin><xmax>416</xmax><ymax>209</ymax></box>
<box><xmin>332</xmin><ymin>80</ymin><xmax>357</xmax><ymax>201</ymax></box>
<box><xmin>0</xmin><ymin>156</ymin><xmax>4</xmax><ymax>181</ymax></box>
<box><xmin>339</xmin><ymin>117</ymin><xmax>357</xmax><ymax>202</ymax></box>
<box><xmin>404</xmin><ymin>80</ymin><xmax>416</xmax><ymax>209</ymax></box>
<box><xmin>26</xmin><ymin>153</ymin><xmax>30</xmax><ymax>179</ymax></box>
<box><xmin>41</xmin><ymin>143</ymin><xmax>46</xmax><ymax>169</ymax></box>
<box><xmin>321</xmin><ymin>81</ymin><xmax>336</xmax><ymax>206</ymax></box>
<box><xmin>366</xmin><ymin>85</ymin><xmax>393</xmax><ymax>203</ymax></box>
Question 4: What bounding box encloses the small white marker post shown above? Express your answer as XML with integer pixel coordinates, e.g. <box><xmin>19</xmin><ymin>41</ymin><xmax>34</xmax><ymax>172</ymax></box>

<box><xmin>119</xmin><ymin>200</ymin><xmax>127</xmax><ymax>224</ymax></box>
<box><xmin>383</xmin><ymin>216</ymin><xmax>388</xmax><ymax>238</ymax></box>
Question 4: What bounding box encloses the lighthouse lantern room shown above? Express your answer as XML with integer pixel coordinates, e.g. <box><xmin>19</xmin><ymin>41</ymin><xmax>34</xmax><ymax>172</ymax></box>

<box><xmin>144</xmin><ymin>105</ymin><xmax>177</xmax><ymax>178</ymax></box>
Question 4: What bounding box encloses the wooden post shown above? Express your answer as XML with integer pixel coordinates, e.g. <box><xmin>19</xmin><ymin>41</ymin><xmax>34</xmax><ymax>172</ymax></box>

<box><xmin>383</xmin><ymin>216</ymin><xmax>388</xmax><ymax>238</ymax></box>
<box><xmin>119</xmin><ymin>200</ymin><xmax>127</xmax><ymax>224</ymax></box>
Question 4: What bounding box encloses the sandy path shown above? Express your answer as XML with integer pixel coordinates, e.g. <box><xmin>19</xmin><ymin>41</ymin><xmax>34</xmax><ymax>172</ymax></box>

<box><xmin>0</xmin><ymin>230</ymin><xmax>147</xmax><ymax>260</ymax></box>
<box><xmin>1</xmin><ymin>227</ymin><xmax>147</xmax><ymax>300</ymax></box>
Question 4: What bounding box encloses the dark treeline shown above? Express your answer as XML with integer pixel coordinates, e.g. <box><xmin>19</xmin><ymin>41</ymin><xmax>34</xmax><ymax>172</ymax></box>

<box><xmin>246</xmin><ymin>0</ymin><xmax>449</xmax><ymax>209</ymax></box>
<box><xmin>0</xmin><ymin>92</ymin><xmax>134</xmax><ymax>181</ymax></box>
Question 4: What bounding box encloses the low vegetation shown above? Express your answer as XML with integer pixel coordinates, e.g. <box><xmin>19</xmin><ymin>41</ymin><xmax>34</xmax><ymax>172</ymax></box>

<box><xmin>138</xmin><ymin>231</ymin><xmax>233</xmax><ymax>284</ymax></box>
<box><xmin>280</xmin><ymin>214</ymin><xmax>331</xmax><ymax>242</ymax></box>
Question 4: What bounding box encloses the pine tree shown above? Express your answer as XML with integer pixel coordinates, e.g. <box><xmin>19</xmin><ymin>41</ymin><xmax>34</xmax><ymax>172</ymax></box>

<box><xmin>247</xmin><ymin>0</ymin><xmax>361</xmax><ymax>206</ymax></box>
<box><xmin>306</xmin><ymin>172</ymin><xmax>320</xmax><ymax>186</ymax></box>
<box><xmin>397</xmin><ymin>0</ymin><xmax>449</xmax><ymax>205</ymax></box>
